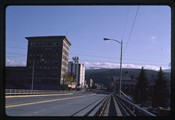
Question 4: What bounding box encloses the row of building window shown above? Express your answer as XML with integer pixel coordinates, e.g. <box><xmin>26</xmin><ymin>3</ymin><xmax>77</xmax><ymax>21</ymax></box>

<box><xmin>26</xmin><ymin>79</ymin><xmax>59</xmax><ymax>85</ymax></box>
<box><xmin>63</xmin><ymin>41</ymin><xmax>70</xmax><ymax>50</ymax></box>
<box><xmin>62</xmin><ymin>60</ymin><xmax>68</xmax><ymax>67</ymax></box>
<box><xmin>29</xmin><ymin>48</ymin><xmax>61</xmax><ymax>54</ymax></box>
<box><xmin>30</xmin><ymin>41</ymin><xmax>61</xmax><ymax>46</ymax></box>
<box><xmin>28</xmin><ymin>60</ymin><xmax>60</xmax><ymax>64</ymax></box>
<box><xmin>29</xmin><ymin>54</ymin><xmax>60</xmax><ymax>58</ymax></box>
<box><xmin>62</xmin><ymin>67</ymin><xmax>67</xmax><ymax>74</ymax></box>
<box><xmin>62</xmin><ymin>48</ymin><xmax>69</xmax><ymax>56</ymax></box>
<box><xmin>28</xmin><ymin>72</ymin><xmax>59</xmax><ymax>77</ymax></box>
<box><xmin>62</xmin><ymin>55</ymin><xmax>68</xmax><ymax>62</ymax></box>
<box><xmin>29</xmin><ymin>66</ymin><xmax>59</xmax><ymax>69</ymax></box>
<box><xmin>122</xmin><ymin>84</ymin><xmax>135</xmax><ymax>91</ymax></box>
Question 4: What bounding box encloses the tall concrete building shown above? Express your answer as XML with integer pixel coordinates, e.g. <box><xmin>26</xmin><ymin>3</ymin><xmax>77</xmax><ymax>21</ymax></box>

<box><xmin>26</xmin><ymin>36</ymin><xmax>71</xmax><ymax>90</ymax></box>
<box><xmin>68</xmin><ymin>61</ymin><xmax>85</xmax><ymax>88</ymax></box>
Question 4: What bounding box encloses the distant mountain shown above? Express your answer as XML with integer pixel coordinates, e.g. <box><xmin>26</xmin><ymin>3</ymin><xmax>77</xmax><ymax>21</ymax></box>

<box><xmin>85</xmin><ymin>68</ymin><xmax>160</xmax><ymax>87</ymax></box>
<box><xmin>163</xmin><ymin>69</ymin><xmax>171</xmax><ymax>73</ymax></box>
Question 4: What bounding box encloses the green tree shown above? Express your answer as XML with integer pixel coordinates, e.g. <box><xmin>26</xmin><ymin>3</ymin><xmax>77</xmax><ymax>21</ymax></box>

<box><xmin>64</xmin><ymin>72</ymin><xmax>76</xmax><ymax>89</ymax></box>
<box><xmin>134</xmin><ymin>67</ymin><xmax>149</xmax><ymax>106</ymax></box>
<box><xmin>152</xmin><ymin>67</ymin><xmax>168</xmax><ymax>108</ymax></box>
<box><xmin>64</xmin><ymin>72</ymin><xmax>75</xmax><ymax>82</ymax></box>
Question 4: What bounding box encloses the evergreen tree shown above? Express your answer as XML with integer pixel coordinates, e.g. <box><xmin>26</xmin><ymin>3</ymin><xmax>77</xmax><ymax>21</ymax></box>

<box><xmin>152</xmin><ymin>67</ymin><xmax>168</xmax><ymax>108</ymax></box>
<box><xmin>134</xmin><ymin>67</ymin><xmax>149</xmax><ymax>106</ymax></box>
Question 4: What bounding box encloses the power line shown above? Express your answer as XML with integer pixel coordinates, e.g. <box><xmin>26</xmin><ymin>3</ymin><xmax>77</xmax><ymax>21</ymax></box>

<box><xmin>70</xmin><ymin>52</ymin><xmax>169</xmax><ymax>59</ymax></box>
<box><xmin>6</xmin><ymin>45</ymin><xmax>26</xmax><ymax>49</ymax></box>
<box><xmin>69</xmin><ymin>53</ymin><xmax>117</xmax><ymax>59</ymax></box>
<box><xmin>79</xmin><ymin>60</ymin><xmax>168</xmax><ymax>66</ymax></box>
<box><xmin>70</xmin><ymin>53</ymin><xmax>168</xmax><ymax>63</ymax></box>
<box><xmin>6</xmin><ymin>52</ymin><xmax>168</xmax><ymax>64</ymax></box>
<box><xmin>122</xmin><ymin>6</ymin><xmax>130</xmax><ymax>40</ymax></box>
<box><xmin>123</xmin><ymin>6</ymin><xmax>140</xmax><ymax>54</ymax></box>
<box><xmin>6</xmin><ymin>55</ymin><xmax>26</xmax><ymax>58</ymax></box>
<box><xmin>6</xmin><ymin>52</ymin><xmax>26</xmax><ymax>56</ymax></box>
<box><xmin>123</xmin><ymin>58</ymin><xmax>168</xmax><ymax>63</ymax></box>
<box><xmin>71</xmin><ymin>59</ymin><xmax>120</xmax><ymax>63</ymax></box>
<box><xmin>6</xmin><ymin>45</ymin><xmax>169</xmax><ymax>59</ymax></box>
<box><xmin>72</xmin><ymin>58</ymin><xmax>168</xmax><ymax>66</ymax></box>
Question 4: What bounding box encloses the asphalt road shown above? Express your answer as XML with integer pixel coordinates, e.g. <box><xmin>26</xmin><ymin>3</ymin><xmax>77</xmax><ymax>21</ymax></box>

<box><xmin>5</xmin><ymin>92</ymin><xmax>107</xmax><ymax>116</ymax></box>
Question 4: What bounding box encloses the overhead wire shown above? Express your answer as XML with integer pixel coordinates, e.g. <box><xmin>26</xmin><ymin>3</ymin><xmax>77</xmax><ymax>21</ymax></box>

<box><xmin>6</xmin><ymin>51</ymin><xmax>168</xmax><ymax>64</ymax></box>
<box><xmin>123</xmin><ymin>6</ymin><xmax>140</xmax><ymax>54</ymax></box>
<box><xmin>122</xmin><ymin>6</ymin><xmax>130</xmax><ymax>40</ymax></box>
<box><xmin>6</xmin><ymin>45</ymin><xmax>26</xmax><ymax>50</ymax></box>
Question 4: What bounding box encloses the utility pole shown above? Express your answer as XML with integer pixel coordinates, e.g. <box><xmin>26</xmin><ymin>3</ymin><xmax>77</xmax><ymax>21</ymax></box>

<box><xmin>119</xmin><ymin>40</ymin><xmax>123</xmax><ymax>96</ymax></box>
<box><xmin>103</xmin><ymin>38</ymin><xmax>123</xmax><ymax>96</ymax></box>
<box><xmin>31</xmin><ymin>59</ymin><xmax>35</xmax><ymax>90</ymax></box>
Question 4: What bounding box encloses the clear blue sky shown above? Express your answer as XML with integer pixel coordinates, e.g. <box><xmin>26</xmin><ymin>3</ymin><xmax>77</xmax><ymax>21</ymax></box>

<box><xmin>6</xmin><ymin>6</ymin><xmax>171</xmax><ymax>70</ymax></box>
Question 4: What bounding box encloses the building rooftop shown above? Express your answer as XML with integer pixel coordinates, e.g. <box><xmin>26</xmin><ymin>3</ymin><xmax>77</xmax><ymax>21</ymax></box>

<box><xmin>25</xmin><ymin>35</ymin><xmax>71</xmax><ymax>45</ymax></box>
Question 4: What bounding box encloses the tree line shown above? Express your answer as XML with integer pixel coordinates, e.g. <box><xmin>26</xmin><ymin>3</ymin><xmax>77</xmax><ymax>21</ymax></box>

<box><xmin>134</xmin><ymin>67</ymin><xmax>169</xmax><ymax>108</ymax></box>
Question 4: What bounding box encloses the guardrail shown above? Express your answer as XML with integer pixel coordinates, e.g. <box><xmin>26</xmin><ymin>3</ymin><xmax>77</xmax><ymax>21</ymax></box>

<box><xmin>70</xmin><ymin>95</ymin><xmax>109</xmax><ymax>116</ymax></box>
<box><xmin>89</xmin><ymin>95</ymin><xmax>110</xmax><ymax>116</ymax></box>
<box><xmin>115</xmin><ymin>94</ymin><xmax>156</xmax><ymax>116</ymax></box>
<box><xmin>120</xmin><ymin>91</ymin><xmax>133</xmax><ymax>102</ymax></box>
<box><xmin>5</xmin><ymin>89</ymin><xmax>73</xmax><ymax>96</ymax></box>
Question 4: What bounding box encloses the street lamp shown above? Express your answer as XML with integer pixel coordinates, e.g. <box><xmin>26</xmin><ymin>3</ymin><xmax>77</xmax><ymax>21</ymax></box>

<box><xmin>31</xmin><ymin>58</ymin><xmax>44</xmax><ymax>90</ymax></box>
<box><xmin>103</xmin><ymin>38</ymin><xmax>123</xmax><ymax>96</ymax></box>
<box><xmin>31</xmin><ymin>59</ymin><xmax>35</xmax><ymax>90</ymax></box>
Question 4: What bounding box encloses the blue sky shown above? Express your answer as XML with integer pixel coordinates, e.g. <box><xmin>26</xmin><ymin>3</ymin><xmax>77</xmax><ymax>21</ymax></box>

<box><xmin>6</xmin><ymin>6</ymin><xmax>171</xmax><ymax>70</ymax></box>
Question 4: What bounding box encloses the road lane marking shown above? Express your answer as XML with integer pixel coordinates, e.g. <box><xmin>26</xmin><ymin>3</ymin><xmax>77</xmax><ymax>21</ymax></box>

<box><xmin>6</xmin><ymin>94</ymin><xmax>96</xmax><ymax>108</ymax></box>
<box><xmin>33</xmin><ymin>109</ymin><xmax>47</xmax><ymax>114</ymax></box>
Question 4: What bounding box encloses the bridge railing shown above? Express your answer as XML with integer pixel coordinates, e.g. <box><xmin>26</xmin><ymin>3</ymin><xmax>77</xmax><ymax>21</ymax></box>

<box><xmin>120</xmin><ymin>91</ymin><xmax>133</xmax><ymax>102</ymax></box>
<box><xmin>5</xmin><ymin>89</ymin><xmax>70</xmax><ymax>96</ymax></box>
<box><xmin>115</xmin><ymin>94</ymin><xmax>156</xmax><ymax>116</ymax></box>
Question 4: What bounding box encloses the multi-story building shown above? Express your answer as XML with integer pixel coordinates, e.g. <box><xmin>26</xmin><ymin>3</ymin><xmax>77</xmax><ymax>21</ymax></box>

<box><xmin>79</xmin><ymin>63</ymin><xmax>85</xmax><ymax>88</ymax></box>
<box><xmin>68</xmin><ymin>61</ymin><xmax>85</xmax><ymax>88</ymax></box>
<box><xmin>113</xmin><ymin>76</ymin><xmax>136</xmax><ymax>95</ymax></box>
<box><xmin>25</xmin><ymin>36</ymin><xmax>71</xmax><ymax>90</ymax></box>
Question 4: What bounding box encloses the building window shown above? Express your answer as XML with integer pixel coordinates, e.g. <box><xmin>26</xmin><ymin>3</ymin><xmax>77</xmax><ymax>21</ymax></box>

<box><xmin>125</xmin><ymin>71</ymin><xmax>128</xmax><ymax>74</ymax></box>
<box><xmin>48</xmin><ymin>42</ymin><xmax>52</xmax><ymax>45</ymax></box>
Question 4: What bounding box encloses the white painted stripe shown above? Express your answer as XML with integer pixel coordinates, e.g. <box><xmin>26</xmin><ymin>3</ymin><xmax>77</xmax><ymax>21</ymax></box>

<box><xmin>33</xmin><ymin>109</ymin><xmax>47</xmax><ymax>114</ymax></box>
<box><xmin>113</xmin><ymin>96</ymin><xmax>123</xmax><ymax>116</ymax></box>
<box><xmin>6</xmin><ymin>94</ymin><xmax>96</xmax><ymax>108</ymax></box>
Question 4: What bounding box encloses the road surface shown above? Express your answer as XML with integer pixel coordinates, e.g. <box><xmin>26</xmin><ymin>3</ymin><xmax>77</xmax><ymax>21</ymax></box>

<box><xmin>6</xmin><ymin>92</ymin><xmax>108</xmax><ymax>116</ymax></box>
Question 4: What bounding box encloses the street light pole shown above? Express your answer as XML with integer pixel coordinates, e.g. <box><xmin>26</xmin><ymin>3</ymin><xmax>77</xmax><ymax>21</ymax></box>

<box><xmin>31</xmin><ymin>58</ymin><xmax>44</xmax><ymax>90</ymax></box>
<box><xmin>119</xmin><ymin>40</ymin><xmax>123</xmax><ymax>97</ymax></box>
<box><xmin>103</xmin><ymin>38</ymin><xmax>123</xmax><ymax>96</ymax></box>
<box><xmin>31</xmin><ymin>59</ymin><xmax>35</xmax><ymax>90</ymax></box>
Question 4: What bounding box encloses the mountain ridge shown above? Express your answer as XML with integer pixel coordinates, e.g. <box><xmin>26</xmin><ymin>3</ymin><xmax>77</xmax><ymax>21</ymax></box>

<box><xmin>85</xmin><ymin>68</ymin><xmax>170</xmax><ymax>87</ymax></box>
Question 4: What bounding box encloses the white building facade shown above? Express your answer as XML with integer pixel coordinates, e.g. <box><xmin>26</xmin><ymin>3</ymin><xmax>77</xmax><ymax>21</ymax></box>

<box><xmin>68</xmin><ymin>61</ymin><xmax>85</xmax><ymax>88</ymax></box>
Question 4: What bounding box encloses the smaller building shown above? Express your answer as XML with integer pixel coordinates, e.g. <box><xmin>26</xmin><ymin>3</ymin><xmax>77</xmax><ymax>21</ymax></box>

<box><xmin>6</xmin><ymin>67</ymin><xmax>28</xmax><ymax>89</ymax></box>
<box><xmin>68</xmin><ymin>61</ymin><xmax>85</xmax><ymax>88</ymax></box>
<box><xmin>113</xmin><ymin>76</ymin><xmax>136</xmax><ymax>95</ymax></box>
<box><xmin>89</xmin><ymin>79</ymin><xmax>93</xmax><ymax>88</ymax></box>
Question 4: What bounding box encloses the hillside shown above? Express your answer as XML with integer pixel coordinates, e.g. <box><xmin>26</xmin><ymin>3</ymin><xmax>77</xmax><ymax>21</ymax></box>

<box><xmin>85</xmin><ymin>68</ymin><xmax>170</xmax><ymax>87</ymax></box>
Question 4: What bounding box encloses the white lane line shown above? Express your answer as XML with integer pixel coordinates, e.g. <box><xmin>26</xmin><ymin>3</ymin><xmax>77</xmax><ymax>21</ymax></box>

<box><xmin>33</xmin><ymin>109</ymin><xmax>47</xmax><ymax>114</ymax></box>
<box><xmin>113</xmin><ymin>96</ymin><xmax>123</xmax><ymax>116</ymax></box>
<box><xmin>6</xmin><ymin>94</ymin><xmax>96</xmax><ymax>108</ymax></box>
